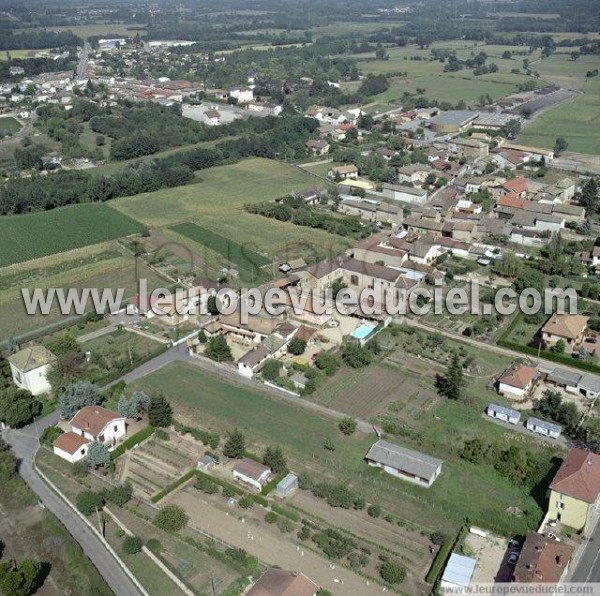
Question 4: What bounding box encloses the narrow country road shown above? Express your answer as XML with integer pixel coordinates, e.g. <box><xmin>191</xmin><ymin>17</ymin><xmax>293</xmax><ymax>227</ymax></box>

<box><xmin>2</xmin><ymin>414</ymin><xmax>141</xmax><ymax>596</ymax></box>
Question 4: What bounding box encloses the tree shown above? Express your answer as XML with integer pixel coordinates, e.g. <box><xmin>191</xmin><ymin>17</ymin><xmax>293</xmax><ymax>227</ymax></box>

<box><xmin>331</xmin><ymin>277</ymin><xmax>347</xmax><ymax>300</ymax></box>
<box><xmin>0</xmin><ymin>388</ymin><xmax>42</xmax><ymax>428</ymax></box>
<box><xmin>206</xmin><ymin>295</ymin><xmax>219</xmax><ymax>315</ymax></box>
<box><xmin>554</xmin><ymin>137</ymin><xmax>568</xmax><ymax>157</ymax></box>
<box><xmin>44</xmin><ymin>332</ymin><xmax>79</xmax><ymax>356</ymax></box>
<box><xmin>580</xmin><ymin>177</ymin><xmax>599</xmax><ymax>214</ymax></box>
<box><xmin>148</xmin><ymin>394</ymin><xmax>172</xmax><ymax>428</ymax></box>
<box><xmin>261</xmin><ymin>359</ymin><xmax>281</xmax><ymax>381</ymax></box>
<box><xmin>501</xmin><ymin>119</ymin><xmax>521</xmax><ymax>140</ymax></box>
<box><xmin>287</xmin><ymin>337</ymin><xmax>307</xmax><ymax>356</ymax></box>
<box><xmin>118</xmin><ymin>391</ymin><xmax>149</xmax><ymax>420</ymax></box>
<box><xmin>223</xmin><ymin>428</ymin><xmax>245</xmax><ymax>458</ymax></box>
<box><xmin>315</xmin><ymin>353</ymin><xmax>340</xmax><ymax>376</ymax></box>
<box><xmin>197</xmin><ymin>329</ymin><xmax>208</xmax><ymax>343</ymax></box>
<box><xmin>338</xmin><ymin>417</ymin><xmax>357</xmax><ymax>435</ymax></box>
<box><xmin>380</xmin><ymin>561</ymin><xmax>406</xmax><ymax>584</ymax></box>
<box><xmin>262</xmin><ymin>446</ymin><xmax>287</xmax><ymax>474</ymax></box>
<box><xmin>104</xmin><ymin>481</ymin><xmax>133</xmax><ymax>506</ymax></box>
<box><xmin>367</xmin><ymin>504</ymin><xmax>381</xmax><ymax>518</ymax></box>
<box><xmin>205</xmin><ymin>335</ymin><xmax>233</xmax><ymax>362</ymax></box>
<box><xmin>550</xmin><ymin>339</ymin><xmax>565</xmax><ymax>354</ymax></box>
<box><xmin>0</xmin><ymin>559</ymin><xmax>44</xmax><ymax>596</ymax></box>
<box><xmin>342</xmin><ymin>343</ymin><xmax>372</xmax><ymax>368</ymax></box>
<box><xmin>58</xmin><ymin>382</ymin><xmax>102</xmax><ymax>418</ymax></box>
<box><xmin>154</xmin><ymin>505</ymin><xmax>188</xmax><ymax>532</ymax></box>
<box><xmin>122</xmin><ymin>536</ymin><xmax>142</xmax><ymax>554</ymax></box>
<box><xmin>435</xmin><ymin>353</ymin><xmax>465</xmax><ymax>400</ymax></box>
<box><xmin>76</xmin><ymin>490</ymin><xmax>103</xmax><ymax>515</ymax></box>
<box><xmin>86</xmin><ymin>442</ymin><xmax>110</xmax><ymax>468</ymax></box>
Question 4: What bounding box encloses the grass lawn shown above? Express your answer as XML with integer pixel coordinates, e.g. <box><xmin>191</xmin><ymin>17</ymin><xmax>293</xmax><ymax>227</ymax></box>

<box><xmin>132</xmin><ymin>361</ymin><xmax>554</xmax><ymax>536</ymax></box>
<box><xmin>515</xmin><ymin>53</ymin><xmax>600</xmax><ymax>155</ymax></box>
<box><xmin>111</xmin><ymin>158</ymin><xmax>350</xmax><ymax>261</ymax></box>
<box><xmin>49</xmin><ymin>24</ymin><xmax>147</xmax><ymax>38</ymax></box>
<box><xmin>0</xmin><ymin>116</ymin><xmax>21</xmax><ymax>136</ymax></box>
<box><xmin>0</xmin><ymin>203</ymin><xmax>146</xmax><ymax>267</ymax></box>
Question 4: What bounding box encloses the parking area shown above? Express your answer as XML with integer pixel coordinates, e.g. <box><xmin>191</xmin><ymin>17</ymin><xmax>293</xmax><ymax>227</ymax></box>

<box><xmin>464</xmin><ymin>530</ymin><xmax>515</xmax><ymax>583</ymax></box>
<box><xmin>182</xmin><ymin>102</ymin><xmax>241</xmax><ymax>124</ymax></box>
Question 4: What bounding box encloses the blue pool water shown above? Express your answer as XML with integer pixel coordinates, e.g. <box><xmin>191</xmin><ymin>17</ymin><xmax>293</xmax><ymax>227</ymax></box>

<box><xmin>351</xmin><ymin>324</ymin><xmax>376</xmax><ymax>340</ymax></box>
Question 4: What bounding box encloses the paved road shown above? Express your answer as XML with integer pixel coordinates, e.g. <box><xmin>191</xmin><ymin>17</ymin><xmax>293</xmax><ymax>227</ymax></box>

<box><xmin>76</xmin><ymin>42</ymin><xmax>91</xmax><ymax>81</ymax></box>
<box><xmin>570</xmin><ymin>516</ymin><xmax>600</xmax><ymax>582</ymax></box>
<box><xmin>2</xmin><ymin>414</ymin><xmax>141</xmax><ymax>596</ymax></box>
<box><xmin>118</xmin><ymin>344</ymin><xmax>376</xmax><ymax>433</ymax></box>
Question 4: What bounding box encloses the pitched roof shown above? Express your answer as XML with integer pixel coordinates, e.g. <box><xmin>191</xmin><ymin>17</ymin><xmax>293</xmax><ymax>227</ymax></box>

<box><xmin>331</xmin><ymin>164</ymin><xmax>358</xmax><ymax>175</ymax></box>
<box><xmin>233</xmin><ymin>458</ymin><xmax>271</xmax><ymax>482</ymax></box>
<box><xmin>498</xmin><ymin>364</ymin><xmax>538</xmax><ymax>389</ymax></box>
<box><xmin>542</xmin><ymin>314</ymin><xmax>589</xmax><ymax>341</ymax></box>
<box><xmin>237</xmin><ymin>344</ymin><xmax>270</xmax><ymax>368</ymax></box>
<box><xmin>295</xmin><ymin>325</ymin><xmax>318</xmax><ymax>342</ymax></box>
<box><xmin>53</xmin><ymin>431</ymin><xmax>90</xmax><ymax>454</ymax></box>
<box><xmin>247</xmin><ymin>568</ymin><xmax>319</xmax><ymax>596</ymax></box>
<box><xmin>365</xmin><ymin>440</ymin><xmax>442</xmax><ymax>481</ymax></box>
<box><xmin>550</xmin><ymin>448</ymin><xmax>600</xmax><ymax>503</ymax></box>
<box><xmin>502</xmin><ymin>176</ymin><xmax>528</xmax><ymax>194</ymax></box>
<box><xmin>8</xmin><ymin>345</ymin><xmax>57</xmax><ymax>372</ymax></box>
<box><xmin>497</xmin><ymin>193</ymin><xmax>528</xmax><ymax>210</ymax></box>
<box><xmin>513</xmin><ymin>531</ymin><xmax>574</xmax><ymax>583</ymax></box>
<box><xmin>70</xmin><ymin>406</ymin><xmax>124</xmax><ymax>438</ymax></box>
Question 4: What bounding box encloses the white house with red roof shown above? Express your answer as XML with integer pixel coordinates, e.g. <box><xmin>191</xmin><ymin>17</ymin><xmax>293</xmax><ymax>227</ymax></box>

<box><xmin>53</xmin><ymin>406</ymin><xmax>127</xmax><ymax>463</ymax></box>
<box><xmin>497</xmin><ymin>363</ymin><xmax>539</xmax><ymax>399</ymax></box>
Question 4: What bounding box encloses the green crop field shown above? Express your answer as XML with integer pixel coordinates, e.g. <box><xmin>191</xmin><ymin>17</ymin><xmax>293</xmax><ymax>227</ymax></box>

<box><xmin>514</xmin><ymin>53</ymin><xmax>600</xmax><ymax>155</ymax></box>
<box><xmin>133</xmin><ymin>361</ymin><xmax>552</xmax><ymax>536</ymax></box>
<box><xmin>0</xmin><ymin>116</ymin><xmax>21</xmax><ymax>136</ymax></box>
<box><xmin>169</xmin><ymin>222</ymin><xmax>271</xmax><ymax>283</ymax></box>
<box><xmin>112</xmin><ymin>158</ymin><xmax>351</xmax><ymax>262</ymax></box>
<box><xmin>0</xmin><ymin>203</ymin><xmax>146</xmax><ymax>267</ymax></box>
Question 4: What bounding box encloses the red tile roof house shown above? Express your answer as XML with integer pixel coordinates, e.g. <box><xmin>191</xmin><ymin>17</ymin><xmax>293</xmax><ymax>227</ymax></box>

<box><xmin>513</xmin><ymin>531</ymin><xmax>574</xmax><ymax>583</ymax></box>
<box><xmin>497</xmin><ymin>363</ymin><xmax>539</xmax><ymax>399</ymax></box>
<box><xmin>53</xmin><ymin>406</ymin><xmax>127</xmax><ymax>463</ymax></box>
<box><xmin>232</xmin><ymin>458</ymin><xmax>272</xmax><ymax>490</ymax></box>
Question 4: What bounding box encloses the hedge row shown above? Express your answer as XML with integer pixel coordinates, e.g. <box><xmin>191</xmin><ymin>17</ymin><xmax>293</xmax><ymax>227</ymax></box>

<box><xmin>497</xmin><ymin>339</ymin><xmax>600</xmax><ymax>374</ymax></box>
<box><xmin>151</xmin><ymin>469</ymin><xmax>196</xmax><ymax>503</ymax></box>
<box><xmin>195</xmin><ymin>470</ymin><xmax>244</xmax><ymax>496</ymax></box>
<box><xmin>260</xmin><ymin>471</ymin><xmax>287</xmax><ymax>496</ymax></box>
<box><xmin>271</xmin><ymin>504</ymin><xmax>300</xmax><ymax>522</ymax></box>
<box><xmin>111</xmin><ymin>426</ymin><xmax>154</xmax><ymax>460</ymax></box>
<box><xmin>425</xmin><ymin>524</ymin><xmax>467</xmax><ymax>585</ymax></box>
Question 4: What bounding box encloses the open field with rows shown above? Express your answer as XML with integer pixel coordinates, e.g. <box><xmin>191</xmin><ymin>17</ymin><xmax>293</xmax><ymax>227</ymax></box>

<box><xmin>0</xmin><ymin>203</ymin><xmax>145</xmax><ymax>267</ymax></box>
<box><xmin>0</xmin><ymin>243</ymin><xmax>166</xmax><ymax>342</ymax></box>
<box><xmin>112</xmin><ymin>158</ymin><xmax>351</xmax><ymax>262</ymax></box>
<box><xmin>132</xmin><ymin>360</ymin><xmax>556</xmax><ymax>538</ymax></box>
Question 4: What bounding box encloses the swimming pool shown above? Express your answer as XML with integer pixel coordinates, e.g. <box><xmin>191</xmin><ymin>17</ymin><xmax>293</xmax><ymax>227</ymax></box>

<box><xmin>351</xmin><ymin>324</ymin><xmax>376</xmax><ymax>340</ymax></box>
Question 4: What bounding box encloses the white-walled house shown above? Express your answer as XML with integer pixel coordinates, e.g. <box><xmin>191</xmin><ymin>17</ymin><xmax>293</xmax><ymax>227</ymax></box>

<box><xmin>53</xmin><ymin>406</ymin><xmax>127</xmax><ymax>463</ymax></box>
<box><xmin>497</xmin><ymin>363</ymin><xmax>539</xmax><ymax>399</ymax></box>
<box><xmin>232</xmin><ymin>458</ymin><xmax>272</xmax><ymax>490</ymax></box>
<box><xmin>8</xmin><ymin>345</ymin><xmax>57</xmax><ymax>396</ymax></box>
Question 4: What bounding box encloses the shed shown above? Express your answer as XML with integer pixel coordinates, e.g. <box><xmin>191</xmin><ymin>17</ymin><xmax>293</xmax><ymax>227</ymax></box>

<box><xmin>486</xmin><ymin>403</ymin><xmax>520</xmax><ymax>425</ymax></box>
<box><xmin>546</xmin><ymin>368</ymin><xmax>582</xmax><ymax>393</ymax></box>
<box><xmin>275</xmin><ymin>473</ymin><xmax>298</xmax><ymax>498</ymax></box>
<box><xmin>197</xmin><ymin>454</ymin><xmax>217</xmax><ymax>471</ymax></box>
<box><xmin>577</xmin><ymin>373</ymin><xmax>600</xmax><ymax>399</ymax></box>
<box><xmin>290</xmin><ymin>373</ymin><xmax>309</xmax><ymax>391</ymax></box>
<box><xmin>526</xmin><ymin>417</ymin><xmax>562</xmax><ymax>439</ymax></box>
<box><xmin>441</xmin><ymin>553</ymin><xmax>477</xmax><ymax>590</ymax></box>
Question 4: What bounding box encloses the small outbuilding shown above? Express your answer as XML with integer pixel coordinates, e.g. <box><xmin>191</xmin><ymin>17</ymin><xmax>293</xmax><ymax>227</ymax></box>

<box><xmin>526</xmin><ymin>417</ymin><xmax>562</xmax><ymax>439</ymax></box>
<box><xmin>232</xmin><ymin>458</ymin><xmax>272</xmax><ymax>490</ymax></box>
<box><xmin>441</xmin><ymin>553</ymin><xmax>477</xmax><ymax>591</ymax></box>
<box><xmin>486</xmin><ymin>403</ymin><xmax>521</xmax><ymax>425</ymax></box>
<box><xmin>275</xmin><ymin>473</ymin><xmax>298</xmax><ymax>498</ymax></box>
<box><xmin>197</xmin><ymin>454</ymin><xmax>217</xmax><ymax>471</ymax></box>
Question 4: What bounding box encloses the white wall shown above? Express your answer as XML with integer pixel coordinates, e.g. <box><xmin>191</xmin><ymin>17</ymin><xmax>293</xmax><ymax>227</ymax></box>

<box><xmin>10</xmin><ymin>363</ymin><xmax>52</xmax><ymax>396</ymax></box>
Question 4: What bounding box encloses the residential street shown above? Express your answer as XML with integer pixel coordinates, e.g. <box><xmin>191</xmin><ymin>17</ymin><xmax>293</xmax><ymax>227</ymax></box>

<box><xmin>2</xmin><ymin>414</ymin><xmax>142</xmax><ymax>596</ymax></box>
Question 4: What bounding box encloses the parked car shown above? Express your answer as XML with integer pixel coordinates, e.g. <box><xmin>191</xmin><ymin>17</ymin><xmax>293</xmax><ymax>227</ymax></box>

<box><xmin>507</xmin><ymin>552</ymin><xmax>519</xmax><ymax>567</ymax></box>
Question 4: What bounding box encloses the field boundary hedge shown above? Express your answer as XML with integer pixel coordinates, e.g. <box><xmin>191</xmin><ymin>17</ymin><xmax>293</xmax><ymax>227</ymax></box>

<box><xmin>151</xmin><ymin>468</ymin><xmax>196</xmax><ymax>503</ymax></box>
<box><xmin>111</xmin><ymin>426</ymin><xmax>154</xmax><ymax>460</ymax></box>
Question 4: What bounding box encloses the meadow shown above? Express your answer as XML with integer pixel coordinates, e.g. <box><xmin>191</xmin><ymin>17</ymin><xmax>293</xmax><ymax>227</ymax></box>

<box><xmin>518</xmin><ymin>55</ymin><xmax>600</xmax><ymax>155</ymax></box>
<box><xmin>112</xmin><ymin>158</ymin><xmax>351</xmax><ymax>262</ymax></box>
<box><xmin>133</xmin><ymin>361</ymin><xmax>554</xmax><ymax>537</ymax></box>
<box><xmin>0</xmin><ymin>116</ymin><xmax>21</xmax><ymax>136</ymax></box>
<box><xmin>169</xmin><ymin>222</ymin><xmax>271</xmax><ymax>283</ymax></box>
<box><xmin>0</xmin><ymin>203</ymin><xmax>145</xmax><ymax>267</ymax></box>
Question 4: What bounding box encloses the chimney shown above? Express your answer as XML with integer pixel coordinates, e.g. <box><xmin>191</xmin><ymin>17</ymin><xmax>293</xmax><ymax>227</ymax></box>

<box><xmin>556</xmin><ymin>555</ymin><xmax>561</xmax><ymax>565</ymax></box>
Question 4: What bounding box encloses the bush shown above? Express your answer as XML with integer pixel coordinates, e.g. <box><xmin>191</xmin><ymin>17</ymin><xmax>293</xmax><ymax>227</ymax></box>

<box><xmin>298</xmin><ymin>526</ymin><xmax>311</xmax><ymax>541</ymax></box>
<box><xmin>123</xmin><ymin>535</ymin><xmax>143</xmax><ymax>555</ymax></box>
<box><xmin>238</xmin><ymin>495</ymin><xmax>254</xmax><ymax>509</ymax></box>
<box><xmin>76</xmin><ymin>490</ymin><xmax>103</xmax><ymax>515</ymax></box>
<box><xmin>265</xmin><ymin>512</ymin><xmax>278</xmax><ymax>524</ymax></box>
<box><xmin>154</xmin><ymin>505</ymin><xmax>188</xmax><ymax>533</ymax></box>
<box><xmin>146</xmin><ymin>538</ymin><xmax>163</xmax><ymax>554</ymax></box>
<box><xmin>380</xmin><ymin>561</ymin><xmax>406</xmax><ymax>584</ymax></box>
<box><xmin>103</xmin><ymin>481</ymin><xmax>133</xmax><ymax>507</ymax></box>
<box><xmin>111</xmin><ymin>426</ymin><xmax>154</xmax><ymax>459</ymax></box>
<box><xmin>426</xmin><ymin>538</ymin><xmax>453</xmax><ymax>583</ymax></box>
<box><xmin>222</xmin><ymin>484</ymin><xmax>239</xmax><ymax>498</ymax></box>
<box><xmin>272</xmin><ymin>504</ymin><xmax>300</xmax><ymax>522</ymax></box>
<box><xmin>297</xmin><ymin>472</ymin><xmax>313</xmax><ymax>490</ymax></box>
<box><xmin>338</xmin><ymin>417</ymin><xmax>357</xmax><ymax>435</ymax></box>
<box><xmin>195</xmin><ymin>474</ymin><xmax>220</xmax><ymax>494</ymax></box>
<box><xmin>430</xmin><ymin>531</ymin><xmax>447</xmax><ymax>546</ymax></box>
<box><xmin>40</xmin><ymin>426</ymin><xmax>63</xmax><ymax>447</ymax></box>
<box><xmin>154</xmin><ymin>429</ymin><xmax>169</xmax><ymax>441</ymax></box>
<box><xmin>367</xmin><ymin>504</ymin><xmax>381</xmax><ymax>518</ymax></box>
<box><xmin>72</xmin><ymin>459</ymin><xmax>89</xmax><ymax>478</ymax></box>
<box><xmin>278</xmin><ymin>518</ymin><xmax>293</xmax><ymax>533</ymax></box>
<box><xmin>353</xmin><ymin>496</ymin><xmax>366</xmax><ymax>510</ymax></box>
